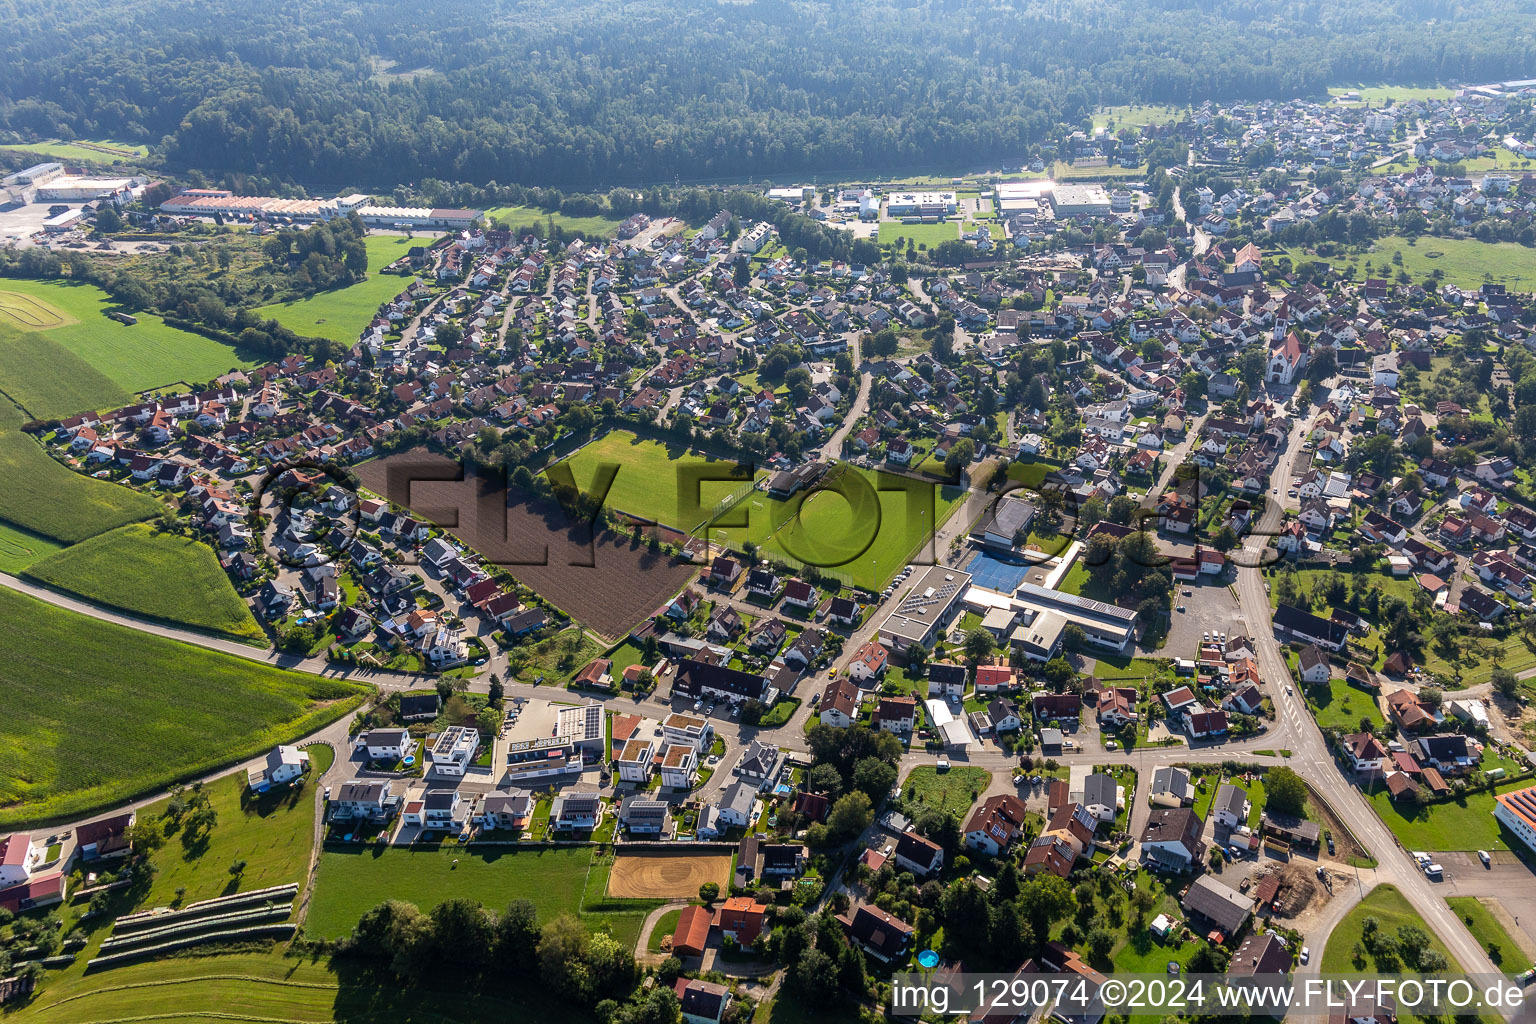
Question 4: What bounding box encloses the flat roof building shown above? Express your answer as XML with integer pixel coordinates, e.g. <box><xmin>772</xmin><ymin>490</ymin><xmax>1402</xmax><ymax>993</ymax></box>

<box><xmin>35</xmin><ymin>176</ymin><xmax>137</xmax><ymax>201</ymax></box>
<box><xmin>1050</xmin><ymin>184</ymin><xmax>1113</xmax><ymax>218</ymax></box>
<box><xmin>972</xmin><ymin>580</ymin><xmax>1137</xmax><ymax>654</ymax></box>
<box><xmin>3</xmin><ymin>162</ymin><xmax>63</xmax><ymax>187</ymax></box>
<box><xmin>877</xmin><ymin>565</ymin><xmax>973</xmax><ymax>650</ymax></box>
<box><xmin>886</xmin><ymin>191</ymin><xmax>958</xmax><ymax>218</ymax></box>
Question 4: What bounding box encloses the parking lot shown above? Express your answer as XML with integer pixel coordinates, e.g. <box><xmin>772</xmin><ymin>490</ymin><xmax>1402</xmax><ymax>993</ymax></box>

<box><xmin>1165</xmin><ymin>580</ymin><xmax>1243</xmax><ymax>656</ymax></box>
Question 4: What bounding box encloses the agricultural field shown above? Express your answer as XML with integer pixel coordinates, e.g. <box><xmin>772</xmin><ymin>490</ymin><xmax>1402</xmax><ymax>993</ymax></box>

<box><xmin>355</xmin><ymin>448</ymin><xmax>698</xmax><ymax>637</ymax></box>
<box><xmin>486</xmin><ymin>204</ymin><xmax>626</xmax><ymax>237</ymax></box>
<box><xmin>0</xmin><ymin>278</ymin><xmax>258</xmax><ymax>417</ymax></box>
<box><xmin>0</xmin><ymin>137</ymin><xmax>148</xmax><ymax>163</ymax></box>
<box><xmin>878</xmin><ymin>221</ymin><xmax>959</xmax><ymax>248</ymax></box>
<box><xmin>1280</xmin><ymin>235</ymin><xmax>1536</xmax><ymax>290</ymax></box>
<box><xmin>0</xmin><ymin>517</ymin><xmax>65</xmax><ymax>572</ymax></box>
<box><xmin>0</xmin><ymin>420</ymin><xmax>162</xmax><ymax>544</ymax></box>
<box><xmin>901</xmin><ymin>765</ymin><xmax>990</xmax><ymax>818</ymax></box>
<box><xmin>23</xmin><ymin>523</ymin><xmax>265</xmax><ymax>643</ymax></box>
<box><xmin>252</xmin><ymin>235</ymin><xmax>426</xmax><ymax>344</ymax></box>
<box><xmin>0</xmin><ymin>587</ymin><xmax>367</xmax><ymax>827</ymax></box>
<box><xmin>307</xmin><ymin>845</ymin><xmax>657</xmax><ymax>947</ymax></box>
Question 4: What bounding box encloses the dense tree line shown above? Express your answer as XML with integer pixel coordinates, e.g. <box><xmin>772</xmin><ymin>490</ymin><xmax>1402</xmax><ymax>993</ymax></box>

<box><xmin>4</xmin><ymin>0</ymin><xmax>1534</xmax><ymax>190</ymax></box>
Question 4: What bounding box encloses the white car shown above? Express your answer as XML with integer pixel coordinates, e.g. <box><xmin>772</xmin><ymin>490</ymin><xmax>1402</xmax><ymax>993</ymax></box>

<box><xmin>1300</xmin><ymin>947</ymin><xmax>1310</xmax><ymax>965</ymax></box>
<box><xmin>1105</xmin><ymin>740</ymin><xmax>1118</xmax><ymax>751</ymax></box>
<box><xmin>1478</xmin><ymin>850</ymin><xmax>1491</xmax><ymax>867</ymax></box>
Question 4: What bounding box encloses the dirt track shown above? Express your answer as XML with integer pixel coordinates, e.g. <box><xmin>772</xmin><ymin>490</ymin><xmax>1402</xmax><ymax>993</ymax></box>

<box><xmin>607</xmin><ymin>850</ymin><xmax>732</xmax><ymax>899</ymax></box>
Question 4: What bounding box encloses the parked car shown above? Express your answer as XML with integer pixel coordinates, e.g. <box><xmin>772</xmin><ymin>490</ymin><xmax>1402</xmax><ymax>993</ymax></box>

<box><xmin>1300</xmin><ymin>947</ymin><xmax>1310</xmax><ymax>965</ymax></box>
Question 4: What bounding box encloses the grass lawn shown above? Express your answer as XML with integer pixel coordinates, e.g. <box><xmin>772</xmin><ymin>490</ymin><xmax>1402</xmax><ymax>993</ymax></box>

<box><xmin>1328</xmin><ymin>84</ymin><xmax>1457</xmax><ymax>104</ymax></box>
<box><xmin>562</xmin><ymin>431</ymin><xmax>968</xmax><ymax>589</ymax></box>
<box><xmin>307</xmin><ymin>845</ymin><xmax>657</xmax><ymax>947</ymax></box>
<box><xmin>878</xmin><ymin>221</ymin><xmax>959</xmax><ymax>248</ymax></box>
<box><xmin>760</xmin><ymin>697</ymin><xmax>800</xmax><ymax>727</ymax></box>
<box><xmin>16</xmin><ymin>946</ymin><xmax>599</xmax><ymax>1024</ymax></box>
<box><xmin>0</xmin><ymin>413</ymin><xmax>161</xmax><ymax>544</ymax></box>
<box><xmin>1446</xmin><ymin>896</ymin><xmax>1526</xmax><ymax>968</ymax></box>
<box><xmin>135</xmin><ymin>770</ymin><xmax>320</xmax><ymax>907</ymax></box>
<box><xmin>0</xmin><ymin>137</ymin><xmax>147</xmax><ymax>163</ymax></box>
<box><xmin>648</xmin><ymin>907</ymin><xmax>683</xmax><ymax>952</ymax></box>
<box><xmin>1088</xmin><ymin>657</ymin><xmax>1169</xmax><ymax>683</ymax></box>
<box><xmin>0</xmin><ymin>587</ymin><xmax>368</xmax><ymax>828</ymax></box>
<box><xmin>0</xmin><ymin>516</ymin><xmax>66</xmax><ymax>572</ymax></box>
<box><xmin>901</xmin><ymin>765</ymin><xmax>990</xmax><ymax>819</ymax></box>
<box><xmin>1281</xmin><ymin>235</ymin><xmax>1536</xmax><ymax>291</ymax></box>
<box><xmin>486</xmin><ymin>204</ymin><xmax>625</xmax><ymax>237</ymax></box>
<box><xmin>1093</xmin><ymin>104</ymin><xmax>1183</xmax><ymax>130</ymax></box>
<box><xmin>559</xmin><ymin>429</ymin><xmax>757</xmax><ymax>529</ymax></box>
<box><xmin>718</xmin><ymin>467</ymin><xmax>966</xmax><ymax>590</ymax></box>
<box><xmin>253</xmin><ymin>236</ymin><xmax>426</xmax><ymax>344</ymax></box>
<box><xmin>1322</xmin><ymin>885</ymin><xmax>1476</xmax><ymax>1018</ymax></box>
<box><xmin>1306</xmin><ymin>676</ymin><xmax>1386</xmax><ymax>732</ymax></box>
<box><xmin>0</xmin><ymin>278</ymin><xmax>259</xmax><ymax>417</ymax></box>
<box><xmin>1052</xmin><ymin>161</ymin><xmax>1145</xmax><ymax>180</ymax></box>
<box><xmin>1364</xmin><ymin>776</ymin><xmax>1533</xmax><ymax>852</ymax></box>
<box><xmin>24</xmin><ymin>523</ymin><xmax>265</xmax><ymax>643</ymax></box>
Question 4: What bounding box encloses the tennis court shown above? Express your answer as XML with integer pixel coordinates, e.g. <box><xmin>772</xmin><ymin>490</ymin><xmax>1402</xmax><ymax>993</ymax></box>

<box><xmin>964</xmin><ymin>551</ymin><xmax>1032</xmax><ymax>592</ymax></box>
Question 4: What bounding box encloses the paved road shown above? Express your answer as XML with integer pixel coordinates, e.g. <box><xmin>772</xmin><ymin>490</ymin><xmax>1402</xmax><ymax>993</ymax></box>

<box><xmin>1231</xmin><ymin>394</ymin><xmax>1502</xmax><ymax>984</ymax></box>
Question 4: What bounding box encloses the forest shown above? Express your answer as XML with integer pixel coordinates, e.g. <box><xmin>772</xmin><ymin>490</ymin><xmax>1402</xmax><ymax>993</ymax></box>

<box><xmin>3</xmin><ymin>0</ymin><xmax>1534</xmax><ymax>190</ymax></box>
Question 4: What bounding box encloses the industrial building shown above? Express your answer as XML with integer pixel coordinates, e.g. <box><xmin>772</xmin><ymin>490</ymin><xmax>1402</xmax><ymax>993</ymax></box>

<box><xmin>42</xmin><ymin>209</ymin><xmax>84</xmax><ymax>233</ymax></box>
<box><xmin>885</xmin><ymin>191</ymin><xmax>958</xmax><ymax>219</ymax></box>
<box><xmin>158</xmin><ymin>189</ymin><xmax>483</xmax><ymax>229</ymax></box>
<box><xmin>993</xmin><ymin>180</ymin><xmax>1054</xmax><ymax>213</ymax></box>
<box><xmin>35</xmin><ymin>176</ymin><xmax>140</xmax><ymax>202</ymax></box>
<box><xmin>1049</xmin><ymin>184</ymin><xmax>1113</xmax><ymax>218</ymax></box>
<box><xmin>3</xmin><ymin>162</ymin><xmax>64</xmax><ymax>187</ymax></box>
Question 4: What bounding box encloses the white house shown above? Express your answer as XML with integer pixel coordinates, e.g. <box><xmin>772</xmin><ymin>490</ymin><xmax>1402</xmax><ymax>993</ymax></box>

<box><xmin>428</xmin><ymin>725</ymin><xmax>479</xmax><ymax>777</ymax></box>
<box><xmin>357</xmin><ymin>727</ymin><xmax>412</xmax><ymax>762</ymax></box>
<box><xmin>1211</xmin><ymin>784</ymin><xmax>1251</xmax><ymax>829</ymax></box>
<box><xmin>616</xmin><ymin>738</ymin><xmax>655</xmax><ymax>784</ymax></box>
<box><xmin>247</xmin><ymin>745</ymin><xmax>309</xmax><ymax>792</ymax></box>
